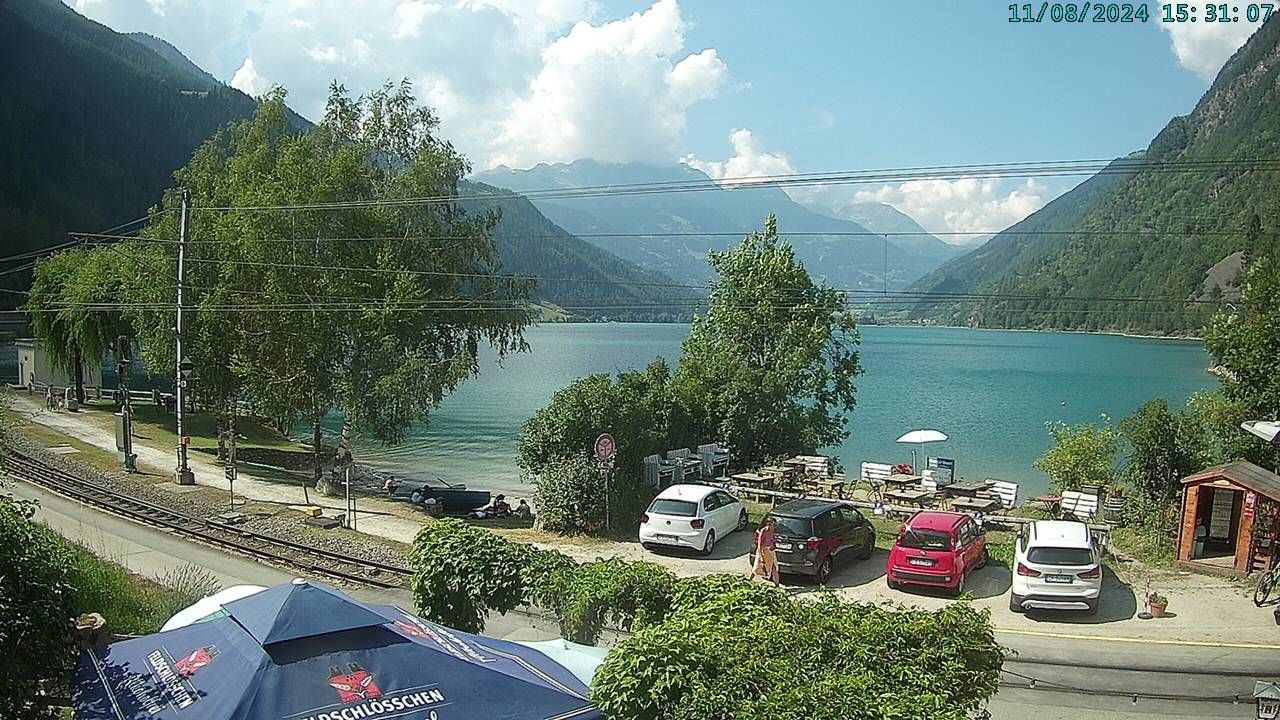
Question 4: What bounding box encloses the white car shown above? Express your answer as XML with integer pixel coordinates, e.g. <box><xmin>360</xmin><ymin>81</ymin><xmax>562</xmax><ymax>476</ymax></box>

<box><xmin>1010</xmin><ymin>520</ymin><xmax>1103</xmax><ymax>614</ymax></box>
<box><xmin>639</xmin><ymin>484</ymin><xmax>748</xmax><ymax>556</ymax></box>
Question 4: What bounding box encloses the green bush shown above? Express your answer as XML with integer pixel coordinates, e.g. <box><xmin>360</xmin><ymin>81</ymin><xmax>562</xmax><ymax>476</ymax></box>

<box><xmin>591</xmin><ymin>592</ymin><xmax>1003</xmax><ymax>720</ymax></box>
<box><xmin>529</xmin><ymin>455</ymin><xmax>610</xmax><ymax>535</ymax></box>
<box><xmin>0</xmin><ymin>495</ymin><xmax>77</xmax><ymax>718</ymax></box>
<box><xmin>556</xmin><ymin>558</ymin><xmax>676</xmax><ymax>644</ymax></box>
<box><xmin>517</xmin><ymin>362</ymin><xmax>674</xmax><ymax>535</ymax></box>
<box><xmin>408</xmin><ymin>519</ymin><xmax>537</xmax><ymax>633</ymax></box>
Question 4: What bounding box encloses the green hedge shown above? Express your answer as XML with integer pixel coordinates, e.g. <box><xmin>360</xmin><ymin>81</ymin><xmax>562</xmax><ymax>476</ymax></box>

<box><xmin>408</xmin><ymin>520</ymin><xmax>1005</xmax><ymax>720</ymax></box>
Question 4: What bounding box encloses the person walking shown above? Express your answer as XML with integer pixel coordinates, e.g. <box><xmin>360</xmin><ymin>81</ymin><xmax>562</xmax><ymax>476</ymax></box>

<box><xmin>750</xmin><ymin>516</ymin><xmax>780</xmax><ymax>586</ymax></box>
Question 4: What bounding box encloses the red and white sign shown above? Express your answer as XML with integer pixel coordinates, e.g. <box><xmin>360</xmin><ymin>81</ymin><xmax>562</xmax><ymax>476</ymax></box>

<box><xmin>594</xmin><ymin>433</ymin><xmax>616</xmax><ymax>462</ymax></box>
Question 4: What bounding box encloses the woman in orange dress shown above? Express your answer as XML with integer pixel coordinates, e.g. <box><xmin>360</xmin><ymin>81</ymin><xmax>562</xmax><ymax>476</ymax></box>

<box><xmin>750</xmin><ymin>516</ymin><xmax>780</xmax><ymax>586</ymax></box>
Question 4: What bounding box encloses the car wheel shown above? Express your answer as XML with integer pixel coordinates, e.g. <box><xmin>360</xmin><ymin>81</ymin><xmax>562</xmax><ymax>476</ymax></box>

<box><xmin>701</xmin><ymin>530</ymin><xmax>716</xmax><ymax>556</ymax></box>
<box><xmin>857</xmin><ymin>534</ymin><xmax>875</xmax><ymax>560</ymax></box>
<box><xmin>1084</xmin><ymin>599</ymin><xmax>1099</xmax><ymax>616</ymax></box>
<box><xmin>816</xmin><ymin>557</ymin><xmax>833</xmax><ymax>584</ymax></box>
<box><xmin>950</xmin><ymin>572</ymin><xmax>966</xmax><ymax>598</ymax></box>
<box><xmin>1009</xmin><ymin>594</ymin><xmax>1026</xmax><ymax>613</ymax></box>
<box><xmin>977</xmin><ymin>547</ymin><xmax>989</xmax><ymax>569</ymax></box>
<box><xmin>887</xmin><ymin>576</ymin><xmax>900</xmax><ymax>591</ymax></box>
<box><xmin>737</xmin><ymin>510</ymin><xmax>748</xmax><ymax>531</ymax></box>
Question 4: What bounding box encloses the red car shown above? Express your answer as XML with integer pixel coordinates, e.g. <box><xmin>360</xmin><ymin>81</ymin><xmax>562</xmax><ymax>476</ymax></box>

<box><xmin>886</xmin><ymin>511</ymin><xmax>988</xmax><ymax>597</ymax></box>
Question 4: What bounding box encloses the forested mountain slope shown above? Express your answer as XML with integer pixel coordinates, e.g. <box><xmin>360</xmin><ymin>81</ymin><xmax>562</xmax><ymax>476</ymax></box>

<box><xmin>0</xmin><ymin>0</ymin><xmax>262</xmax><ymax>300</ymax></box>
<box><xmin>0</xmin><ymin>0</ymin><xmax>683</xmax><ymax>319</ymax></box>
<box><xmin>462</xmin><ymin>182</ymin><xmax>693</xmax><ymax>321</ymax></box>
<box><xmin>908</xmin><ymin>16</ymin><xmax>1280</xmax><ymax>335</ymax></box>
<box><xmin>473</xmin><ymin>160</ymin><xmax>954</xmax><ymax>291</ymax></box>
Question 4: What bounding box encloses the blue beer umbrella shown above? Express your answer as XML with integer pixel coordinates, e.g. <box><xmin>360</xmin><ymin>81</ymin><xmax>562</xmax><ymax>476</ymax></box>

<box><xmin>73</xmin><ymin>579</ymin><xmax>601</xmax><ymax>720</ymax></box>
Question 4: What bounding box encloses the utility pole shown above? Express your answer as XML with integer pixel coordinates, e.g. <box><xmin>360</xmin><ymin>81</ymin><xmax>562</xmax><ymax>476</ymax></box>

<box><xmin>175</xmin><ymin>189</ymin><xmax>195</xmax><ymax>485</ymax></box>
<box><xmin>224</xmin><ymin>403</ymin><xmax>237</xmax><ymax>511</ymax></box>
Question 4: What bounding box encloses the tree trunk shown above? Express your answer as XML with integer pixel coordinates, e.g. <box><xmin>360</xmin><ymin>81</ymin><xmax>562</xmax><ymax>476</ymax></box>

<box><xmin>216</xmin><ymin>412</ymin><xmax>227</xmax><ymax>461</ymax></box>
<box><xmin>72</xmin><ymin>345</ymin><xmax>85</xmax><ymax>404</ymax></box>
<box><xmin>317</xmin><ymin>416</ymin><xmax>351</xmax><ymax>497</ymax></box>
<box><xmin>306</xmin><ymin>418</ymin><xmax>322</xmax><ymax>505</ymax></box>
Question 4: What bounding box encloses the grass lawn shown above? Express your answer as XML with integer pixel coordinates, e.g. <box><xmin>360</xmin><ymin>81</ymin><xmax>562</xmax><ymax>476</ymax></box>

<box><xmin>118</xmin><ymin>401</ymin><xmax>303</xmax><ymax>454</ymax></box>
<box><xmin>10</xmin><ymin>420</ymin><xmax>131</xmax><ymax>475</ymax></box>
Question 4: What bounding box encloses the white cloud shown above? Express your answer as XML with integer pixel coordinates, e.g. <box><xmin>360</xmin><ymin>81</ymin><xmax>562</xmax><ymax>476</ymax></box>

<box><xmin>852</xmin><ymin>178</ymin><xmax>1051</xmax><ymax>237</ymax></box>
<box><xmin>306</xmin><ymin>45</ymin><xmax>341</xmax><ymax>63</ymax></box>
<box><xmin>70</xmin><ymin>0</ymin><xmax>721</xmax><ymax>168</ymax></box>
<box><xmin>489</xmin><ymin>0</ymin><xmax>728</xmax><ymax>167</ymax></box>
<box><xmin>392</xmin><ymin>1</ymin><xmax>443</xmax><ymax>40</ymax></box>
<box><xmin>230</xmin><ymin>57</ymin><xmax>267</xmax><ymax>96</ymax></box>
<box><xmin>1162</xmin><ymin>20</ymin><xmax>1265</xmax><ymax>81</ymax></box>
<box><xmin>682</xmin><ymin>128</ymin><xmax>797</xmax><ymax>186</ymax></box>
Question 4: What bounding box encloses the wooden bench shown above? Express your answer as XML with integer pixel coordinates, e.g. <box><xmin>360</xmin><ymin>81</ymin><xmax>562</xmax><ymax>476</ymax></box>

<box><xmin>1061</xmin><ymin>490</ymin><xmax>1099</xmax><ymax>521</ymax></box>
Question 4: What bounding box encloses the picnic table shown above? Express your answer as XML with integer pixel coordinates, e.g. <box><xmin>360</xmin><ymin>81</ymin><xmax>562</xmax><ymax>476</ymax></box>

<box><xmin>951</xmin><ymin>495</ymin><xmax>1000</xmax><ymax>512</ymax></box>
<box><xmin>885</xmin><ymin>473</ymin><xmax>922</xmax><ymax>487</ymax></box>
<box><xmin>804</xmin><ymin>477</ymin><xmax>845</xmax><ymax>499</ymax></box>
<box><xmin>885</xmin><ymin>488</ymin><xmax>933</xmax><ymax>507</ymax></box>
<box><xmin>946</xmin><ymin>479</ymin><xmax>994</xmax><ymax>498</ymax></box>
<box><xmin>731</xmin><ymin>472</ymin><xmax>772</xmax><ymax>488</ymax></box>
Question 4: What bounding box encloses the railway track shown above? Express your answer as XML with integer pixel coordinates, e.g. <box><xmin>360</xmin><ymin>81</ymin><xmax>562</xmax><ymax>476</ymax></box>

<box><xmin>2</xmin><ymin>449</ymin><xmax>413</xmax><ymax>590</ymax></box>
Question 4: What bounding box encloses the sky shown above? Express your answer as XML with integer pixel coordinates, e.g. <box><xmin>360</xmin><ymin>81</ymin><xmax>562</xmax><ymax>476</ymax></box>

<box><xmin>70</xmin><ymin>0</ymin><xmax>1267</xmax><ymax>238</ymax></box>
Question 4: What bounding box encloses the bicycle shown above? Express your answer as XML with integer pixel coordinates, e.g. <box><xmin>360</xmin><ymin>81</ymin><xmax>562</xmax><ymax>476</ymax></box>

<box><xmin>1254</xmin><ymin>552</ymin><xmax>1279</xmax><ymax>607</ymax></box>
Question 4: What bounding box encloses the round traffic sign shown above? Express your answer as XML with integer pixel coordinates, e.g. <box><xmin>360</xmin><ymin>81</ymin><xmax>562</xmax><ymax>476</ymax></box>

<box><xmin>594</xmin><ymin>433</ymin><xmax>616</xmax><ymax>462</ymax></box>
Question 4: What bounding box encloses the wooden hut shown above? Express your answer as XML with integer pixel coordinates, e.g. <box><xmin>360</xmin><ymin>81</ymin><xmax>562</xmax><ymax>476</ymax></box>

<box><xmin>1176</xmin><ymin>462</ymin><xmax>1280</xmax><ymax>577</ymax></box>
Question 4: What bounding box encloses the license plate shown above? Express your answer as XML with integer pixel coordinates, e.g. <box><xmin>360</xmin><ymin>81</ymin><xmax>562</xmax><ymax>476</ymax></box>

<box><xmin>655</xmin><ymin>534</ymin><xmax>678</xmax><ymax>543</ymax></box>
<box><xmin>908</xmin><ymin>557</ymin><xmax>933</xmax><ymax>567</ymax></box>
<box><xmin>775</xmin><ymin>542</ymin><xmax>793</xmax><ymax>551</ymax></box>
<box><xmin>1045</xmin><ymin>574</ymin><xmax>1073</xmax><ymax>584</ymax></box>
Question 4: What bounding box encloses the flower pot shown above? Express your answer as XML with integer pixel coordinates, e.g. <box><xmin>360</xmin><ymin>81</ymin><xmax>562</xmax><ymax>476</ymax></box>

<box><xmin>1149</xmin><ymin>602</ymin><xmax>1167</xmax><ymax>618</ymax></box>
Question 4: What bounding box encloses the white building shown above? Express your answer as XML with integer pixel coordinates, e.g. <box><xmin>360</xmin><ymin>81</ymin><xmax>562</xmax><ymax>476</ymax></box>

<box><xmin>14</xmin><ymin>338</ymin><xmax>102</xmax><ymax>391</ymax></box>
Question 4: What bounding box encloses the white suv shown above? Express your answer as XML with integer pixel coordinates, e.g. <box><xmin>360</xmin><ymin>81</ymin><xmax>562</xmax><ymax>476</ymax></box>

<box><xmin>1010</xmin><ymin>520</ymin><xmax>1102</xmax><ymax>614</ymax></box>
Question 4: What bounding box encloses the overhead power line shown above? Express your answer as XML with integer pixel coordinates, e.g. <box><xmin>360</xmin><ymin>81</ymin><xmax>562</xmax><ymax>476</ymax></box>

<box><xmin>188</xmin><ymin>157</ymin><xmax>1280</xmax><ymax>212</ymax></box>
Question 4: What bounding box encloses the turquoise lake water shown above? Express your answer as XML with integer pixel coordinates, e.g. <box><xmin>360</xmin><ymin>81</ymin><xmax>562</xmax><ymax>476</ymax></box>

<box><xmin>327</xmin><ymin>324</ymin><xmax>1214</xmax><ymax>499</ymax></box>
<box><xmin>2</xmin><ymin>325</ymin><xmax>1211</xmax><ymax>499</ymax></box>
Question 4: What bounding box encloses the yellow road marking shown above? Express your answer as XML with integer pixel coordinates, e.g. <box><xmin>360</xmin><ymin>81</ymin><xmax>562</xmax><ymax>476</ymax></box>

<box><xmin>996</xmin><ymin>627</ymin><xmax>1280</xmax><ymax>650</ymax></box>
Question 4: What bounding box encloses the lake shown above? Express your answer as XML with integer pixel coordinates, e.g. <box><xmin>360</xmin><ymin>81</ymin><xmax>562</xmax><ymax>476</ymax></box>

<box><xmin>323</xmin><ymin>324</ymin><xmax>1214</xmax><ymax>499</ymax></box>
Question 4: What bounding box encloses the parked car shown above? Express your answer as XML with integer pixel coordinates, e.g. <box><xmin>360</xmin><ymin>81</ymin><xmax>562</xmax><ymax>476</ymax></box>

<box><xmin>639</xmin><ymin>484</ymin><xmax>747</xmax><ymax>555</ymax></box>
<box><xmin>886</xmin><ymin>510</ymin><xmax>987</xmax><ymax>597</ymax></box>
<box><xmin>1009</xmin><ymin>520</ymin><xmax>1102</xmax><ymax>614</ymax></box>
<box><xmin>749</xmin><ymin>499</ymin><xmax>876</xmax><ymax>583</ymax></box>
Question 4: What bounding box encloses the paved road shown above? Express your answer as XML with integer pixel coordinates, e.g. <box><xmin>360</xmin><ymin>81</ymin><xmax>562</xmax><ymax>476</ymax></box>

<box><xmin>8</xmin><ymin>479</ymin><xmax>1275</xmax><ymax>719</ymax></box>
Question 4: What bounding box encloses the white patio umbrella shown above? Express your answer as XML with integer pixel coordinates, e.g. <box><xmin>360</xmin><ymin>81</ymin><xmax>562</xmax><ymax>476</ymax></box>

<box><xmin>1242</xmin><ymin>420</ymin><xmax>1280</xmax><ymax>446</ymax></box>
<box><xmin>515</xmin><ymin>638</ymin><xmax>610</xmax><ymax>687</ymax></box>
<box><xmin>159</xmin><ymin>584</ymin><xmax>267</xmax><ymax>632</ymax></box>
<box><xmin>895</xmin><ymin>429</ymin><xmax>948</xmax><ymax>472</ymax></box>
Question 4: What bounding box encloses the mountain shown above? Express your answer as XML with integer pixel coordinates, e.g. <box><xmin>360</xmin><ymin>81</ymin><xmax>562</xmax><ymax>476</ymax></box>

<box><xmin>126</xmin><ymin>32</ymin><xmax>222</xmax><ymax>88</ymax></box>
<box><xmin>908</xmin><ymin>16</ymin><xmax>1280</xmax><ymax>335</ymax></box>
<box><xmin>472</xmin><ymin>160</ymin><xmax>957</xmax><ymax>291</ymax></box>
<box><xmin>461</xmin><ymin>182</ymin><xmax>693</xmax><ymax>321</ymax></box>
<box><xmin>905</xmin><ymin>157</ymin><xmax>1140</xmax><ymax>319</ymax></box>
<box><xmin>0</xmin><ymin>0</ymin><xmax>682</xmax><ymax>320</ymax></box>
<box><xmin>822</xmin><ymin>200</ymin><xmax>963</xmax><ymax>266</ymax></box>
<box><xmin>0</xmin><ymin>0</ymin><xmax>263</xmax><ymax>302</ymax></box>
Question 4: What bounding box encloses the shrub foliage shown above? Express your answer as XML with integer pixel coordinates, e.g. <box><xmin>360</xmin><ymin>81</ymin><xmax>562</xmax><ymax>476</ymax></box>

<box><xmin>408</xmin><ymin>520</ymin><xmax>1004</xmax><ymax>720</ymax></box>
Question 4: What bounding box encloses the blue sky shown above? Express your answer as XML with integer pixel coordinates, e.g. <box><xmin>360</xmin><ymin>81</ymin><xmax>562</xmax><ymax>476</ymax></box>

<box><xmin>669</xmin><ymin>2</ymin><xmax>1208</xmax><ymax>169</ymax></box>
<box><xmin>70</xmin><ymin>0</ymin><xmax>1264</xmax><ymax>235</ymax></box>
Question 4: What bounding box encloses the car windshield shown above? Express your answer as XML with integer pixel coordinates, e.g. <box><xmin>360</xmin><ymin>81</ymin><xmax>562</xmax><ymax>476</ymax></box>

<box><xmin>899</xmin><ymin>528</ymin><xmax>951</xmax><ymax>551</ymax></box>
<box><xmin>649</xmin><ymin>499</ymin><xmax>697</xmax><ymax>517</ymax></box>
<box><xmin>1027</xmin><ymin>547</ymin><xmax>1094</xmax><ymax>566</ymax></box>
<box><xmin>770</xmin><ymin>516</ymin><xmax>813</xmax><ymax>538</ymax></box>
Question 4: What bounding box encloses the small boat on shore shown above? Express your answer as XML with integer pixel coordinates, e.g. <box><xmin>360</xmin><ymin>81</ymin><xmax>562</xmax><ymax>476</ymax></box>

<box><xmin>394</xmin><ymin>477</ymin><xmax>491</xmax><ymax>513</ymax></box>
